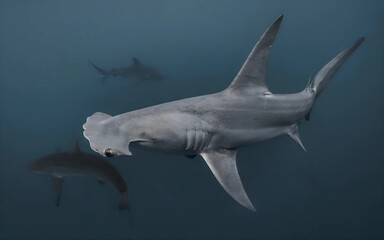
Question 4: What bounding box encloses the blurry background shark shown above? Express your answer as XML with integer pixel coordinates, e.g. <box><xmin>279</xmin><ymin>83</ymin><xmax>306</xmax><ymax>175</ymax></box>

<box><xmin>28</xmin><ymin>142</ymin><xmax>129</xmax><ymax>210</ymax></box>
<box><xmin>89</xmin><ymin>57</ymin><xmax>164</xmax><ymax>82</ymax></box>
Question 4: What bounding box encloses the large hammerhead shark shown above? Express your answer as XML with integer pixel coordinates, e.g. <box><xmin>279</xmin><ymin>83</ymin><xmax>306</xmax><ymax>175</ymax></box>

<box><xmin>83</xmin><ymin>15</ymin><xmax>364</xmax><ymax>211</ymax></box>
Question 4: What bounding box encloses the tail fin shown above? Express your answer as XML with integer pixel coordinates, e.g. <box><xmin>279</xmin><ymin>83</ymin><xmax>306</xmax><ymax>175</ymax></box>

<box><xmin>311</xmin><ymin>37</ymin><xmax>365</xmax><ymax>98</ymax></box>
<box><xmin>88</xmin><ymin>60</ymin><xmax>109</xmax><ymax>80</ymax></box>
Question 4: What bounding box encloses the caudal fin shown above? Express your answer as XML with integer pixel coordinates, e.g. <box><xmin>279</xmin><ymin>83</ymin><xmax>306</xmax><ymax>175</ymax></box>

<box><xmin>88</xmin><ymin>60</ymin><xmax>109</xmax><ymax>80</ymax></box>
<box><xmin>311</xmin><ymin>37</ymin><xmax>365</xmax><ymax>98</ymax></box>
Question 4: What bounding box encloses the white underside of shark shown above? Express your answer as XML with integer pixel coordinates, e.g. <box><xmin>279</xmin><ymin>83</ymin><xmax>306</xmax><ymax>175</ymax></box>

<box><xmin>83</xmin><ymin>15</ymin><xmax>364</xmax><ymax>211</ymax></box>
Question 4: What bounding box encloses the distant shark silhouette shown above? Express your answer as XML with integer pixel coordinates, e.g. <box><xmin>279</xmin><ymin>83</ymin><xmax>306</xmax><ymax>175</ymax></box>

<box><xmin>89</xmin><ymin>57</ymin><xmax>164</xmax><ymax>81</ymax></box>
<box><xmin>83</xmin><ymin>15</ymin><xmax>364</xmax><ymax>211</ymax></box>
<box><xmin>28</xmin><ymin>142</ymin><xmax>129</xmax><ymax>210</ymax></box>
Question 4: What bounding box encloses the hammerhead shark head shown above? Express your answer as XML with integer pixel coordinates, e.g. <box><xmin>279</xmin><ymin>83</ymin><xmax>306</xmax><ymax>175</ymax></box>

<box><xmin>83</xmin><ymin>15</ymin><xmax>364</xmax><ymax>211</ymax></box>
<box><xmin>89</xmin><ymin>57</ymin><xmax>164</xmax><ymax>81</ymax></box>
<box><xmin>28</xmin><ymin>142</ymin><xmax>129</xmax><ymax>210</ymax></box>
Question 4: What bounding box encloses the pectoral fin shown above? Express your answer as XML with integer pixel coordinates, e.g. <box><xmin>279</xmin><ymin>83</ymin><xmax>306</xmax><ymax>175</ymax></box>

<box><xmin>51</xmin><ymin>176</ymin><xmax>64</xmax><ymax>207</ymax></box>
<box><xmin>200</xmin><ymin>149</ymin><xmax>256</xmax><ymax>211</ymax></box>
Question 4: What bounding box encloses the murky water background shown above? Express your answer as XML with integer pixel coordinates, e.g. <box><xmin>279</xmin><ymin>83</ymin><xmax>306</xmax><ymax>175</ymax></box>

<box><xmin>0</xmin><ymin>1</ymin><xmax>382</xmax><ymax>239</ymax></box>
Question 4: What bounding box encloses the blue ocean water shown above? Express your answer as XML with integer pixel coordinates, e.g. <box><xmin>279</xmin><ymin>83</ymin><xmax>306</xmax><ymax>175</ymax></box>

<box><xmin>0</xmin><ymin>0</ymin><xmax>383</xmax><ymax>239</ymax></box>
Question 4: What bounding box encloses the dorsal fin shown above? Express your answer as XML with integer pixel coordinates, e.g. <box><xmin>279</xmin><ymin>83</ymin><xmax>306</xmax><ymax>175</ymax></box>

<box><xmin>132</xmin><ymin>57</ymin><xmax>141</xmax><ymax>67</ymax></box>
<box><xmin>228</xmin><ymin>15</ymin><xmax>283</xmax><ymax>94</ymax></box>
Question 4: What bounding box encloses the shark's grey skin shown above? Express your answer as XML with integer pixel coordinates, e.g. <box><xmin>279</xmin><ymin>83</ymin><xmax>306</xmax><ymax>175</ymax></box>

<box><xmin>83</xmin><ymin>15</ymin><xmax>364</xmax><ymax>211</ymax></box>
<box><xmin>28</xmin><ymin>142</ymin><xmax>129</xmax><ymax>210</ymax></box>
<box><xmin>89</xmin><ymin>57</ymin><xmax>164</xmax><ymax>81</ymax></box>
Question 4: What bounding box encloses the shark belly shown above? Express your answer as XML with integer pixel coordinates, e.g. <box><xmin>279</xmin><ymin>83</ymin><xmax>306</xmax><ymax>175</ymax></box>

<box><xmin>133</xmin><ymin>105</ymin><xmax>294</xmax><ymax>153</ymax></box>
<box><xmin>127</xmin><ymin>111</ymin><xmax>212</xmax><ymax>154</ymax></box>
<box><xmin>213</xmin><ymin>126</ymin><xmax>290</xmax><ymax>149</ymax></box>
<box><xmin>195</xmin><ymin>93</ymin><xmax>312</xmax><ymax>148</ymax></box>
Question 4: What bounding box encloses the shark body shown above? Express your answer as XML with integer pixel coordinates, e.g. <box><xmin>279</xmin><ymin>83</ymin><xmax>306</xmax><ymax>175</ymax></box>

<box><xmin>83</xmin><ymin>16</ymin><xmax>364</xmax><ymax>211</ymax></box>
<box><xmin>89</xmin><ymin>57</ymin><xmax>164</xmax><ymax>81</ymax></box>
<box><xmin>29</xmin><ymin>143</ymin><xmax>129</xmax><ymax>210</ymax></box>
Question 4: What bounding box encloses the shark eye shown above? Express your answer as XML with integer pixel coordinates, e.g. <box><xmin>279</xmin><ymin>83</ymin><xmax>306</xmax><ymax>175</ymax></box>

<box><xmin>104</xmin><ymin>148</ymin><xmax>115</xmax><ymax>157</ymax></box>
